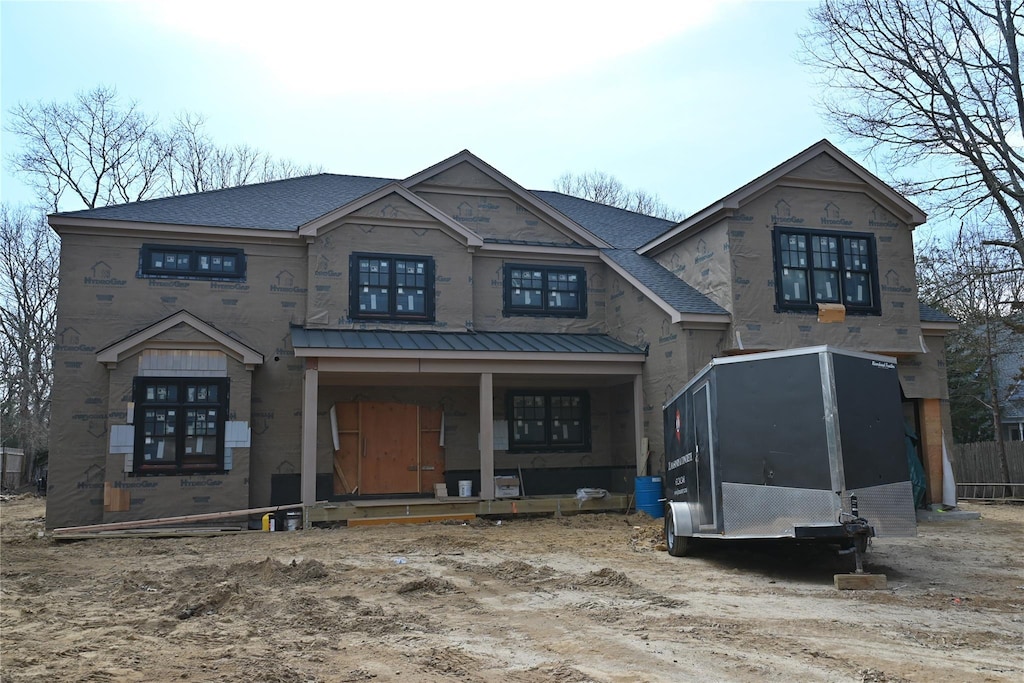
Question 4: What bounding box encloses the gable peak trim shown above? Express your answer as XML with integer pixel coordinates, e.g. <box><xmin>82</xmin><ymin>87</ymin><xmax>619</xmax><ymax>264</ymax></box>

<box><xmin>95</xmin><ymin>310</ymin><xmax>264</xmax><ymax>368</ymax></box>
<box><xmin>639</xmin><ymin>139</ymin><xmax>927</xmax><ymax>256</ymax></box>
<box><xmin>297</xmin><ymin>182</ymin><xmax>484</xmax><ymax>246</ymax></box>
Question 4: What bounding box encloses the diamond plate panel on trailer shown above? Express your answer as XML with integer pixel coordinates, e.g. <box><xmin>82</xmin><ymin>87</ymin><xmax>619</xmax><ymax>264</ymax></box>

<box><xmin>852</xmin><ymin>480</ymin><xmax>917</xmax><ymax>537</ymax></box>
<box><xmin>721</xmin><ymin>483</ymin><xmax>840</xmax><ymax>537</ymax></box>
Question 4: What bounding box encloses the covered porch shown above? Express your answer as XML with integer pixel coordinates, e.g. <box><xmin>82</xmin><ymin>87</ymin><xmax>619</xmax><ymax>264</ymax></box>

<box><xmin>292</xmin><ymin>328</ymin><xmax>647</xmax><ymax>510</ymax></box>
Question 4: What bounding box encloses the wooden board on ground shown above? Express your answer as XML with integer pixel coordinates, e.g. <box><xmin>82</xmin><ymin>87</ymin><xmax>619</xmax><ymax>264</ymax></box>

<box><xmin>347</xmin><ymin>513</ymin><xmax>476</xmax><ymax>527</ymax></box>
<box><xmin>54</xmin><ymin>527</ymin><xmax>246</xmax><ymax>540</ymax></box>
<box><xmin>53</xmin><ymin>502</ymin><xmax>304</xmax><ymax>535</ymax></box>
<box><xmin>834</xmin><ymin>573</ymin><xmax>888</xmax><ymax>590</ymax></box>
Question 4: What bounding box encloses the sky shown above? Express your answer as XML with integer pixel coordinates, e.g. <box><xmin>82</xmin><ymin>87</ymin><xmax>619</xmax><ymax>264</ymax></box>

<box><xmin>1</xmin><ymin>0</ymin><xmax>902</xmax><ymax>228</ymax></box>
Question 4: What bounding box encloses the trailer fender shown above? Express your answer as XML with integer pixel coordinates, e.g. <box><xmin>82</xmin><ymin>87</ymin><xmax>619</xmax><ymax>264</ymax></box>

<box><xmin>666</xmin><ymin>501</ymin><xmax>697</xmax><ymax>537</ymax></box>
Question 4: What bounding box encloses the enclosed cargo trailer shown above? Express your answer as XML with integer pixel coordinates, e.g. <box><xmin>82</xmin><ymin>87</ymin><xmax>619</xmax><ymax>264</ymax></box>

<box><xmin>662</xmin><ymin>346</ymin><xmax>916</xmax><ymax>559</ymax></box>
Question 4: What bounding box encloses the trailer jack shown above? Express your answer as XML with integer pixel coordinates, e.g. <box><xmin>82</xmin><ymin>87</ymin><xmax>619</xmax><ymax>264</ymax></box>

<box><xmin>835</xmin><ymin>515</ymin><xmax>874</xmax><ymax>573</ymax></box>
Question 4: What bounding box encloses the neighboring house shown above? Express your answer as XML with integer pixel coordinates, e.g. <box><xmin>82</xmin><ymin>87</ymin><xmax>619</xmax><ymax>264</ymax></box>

<box><xmin>45</xmin><ymin>140</ymin><xmax>957</xmax><ymax>528</ymax></box>
<box><xmin>993</xmin><ymin>318</ymin><xmax>1024</xmax><ymax>441</ymax></box>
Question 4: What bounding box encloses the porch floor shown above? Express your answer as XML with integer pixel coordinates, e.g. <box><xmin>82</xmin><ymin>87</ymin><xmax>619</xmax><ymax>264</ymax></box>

<box><xmin>306</xmin><ymin>492</ymin><xmax>633</xmax><ymax>524</ymax></box>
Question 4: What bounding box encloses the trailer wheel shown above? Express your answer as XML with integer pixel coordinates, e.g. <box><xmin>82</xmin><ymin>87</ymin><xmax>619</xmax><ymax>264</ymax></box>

<box><xmin>665</xmin><ymin>507</ymin><xmax>691</xmax><ymax>557</ymax></box>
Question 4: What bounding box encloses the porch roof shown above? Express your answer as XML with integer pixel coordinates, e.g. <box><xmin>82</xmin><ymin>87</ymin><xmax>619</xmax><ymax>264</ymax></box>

<box><xmin>290</xmin><ymin>327</ymin><xmax>646</xmax><ymax>356</ymax></box>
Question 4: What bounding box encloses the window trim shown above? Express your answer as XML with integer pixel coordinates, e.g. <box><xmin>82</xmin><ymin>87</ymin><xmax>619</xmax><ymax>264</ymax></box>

<box><xmin>503</xmin><ymin>263</ymin><xmax>587</xmax><ymax>318</ymax></box>
<box><xmin>771</xmin><ymin>227</ymin><xmax>881</xmax><ymax>315</ymax></box>
<box><xmin>138</xmin><ymin>244</ymin><xmax>246</xmax><ymax>280</ymax></box>
<box><xmin>506</xmin><ymin>390</ymin><xmax>591</xmax><ymax>453</ymax></box>
<box><xmin>132</xmin><ymin>377</ymin><xmax>229</xmax><ymax>475</ymax></box>
<box><xmin>349</xmin><ymin>252</ymin><xmax>436</xmax><ymax>322</ymax></box>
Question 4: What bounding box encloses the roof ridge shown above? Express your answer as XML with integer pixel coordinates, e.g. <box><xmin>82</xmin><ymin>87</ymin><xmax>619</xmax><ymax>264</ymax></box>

<box><xmin>55</xmin><ymin>171</ymin><xmax>397</xmax><ymax>217</ymax></box>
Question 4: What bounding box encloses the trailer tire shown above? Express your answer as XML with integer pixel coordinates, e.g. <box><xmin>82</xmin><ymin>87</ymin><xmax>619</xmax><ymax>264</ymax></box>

<box><xmin>665</xmin><ymin>507</ymin><xmax>691</xmax><ymax>557</ymax></box>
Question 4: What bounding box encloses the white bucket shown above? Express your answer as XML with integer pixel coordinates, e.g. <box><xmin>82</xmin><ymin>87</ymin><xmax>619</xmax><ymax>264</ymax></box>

<box><xmin>458</xmin><ymin>480</ymin><xmax>473</xmax><ymax>497</ymax></box>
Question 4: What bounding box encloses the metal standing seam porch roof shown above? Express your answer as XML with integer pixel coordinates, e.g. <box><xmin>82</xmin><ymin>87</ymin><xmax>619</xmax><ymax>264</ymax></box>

<box><xmin>290</xmin><ymin>327</ymin><xmax>647</xmax><ymax>356</ymax></box>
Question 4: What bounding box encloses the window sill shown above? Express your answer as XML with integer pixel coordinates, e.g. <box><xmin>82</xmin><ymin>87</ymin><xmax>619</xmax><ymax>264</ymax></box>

<box><xmin>774</xmin><ymin>305</ymin><xmax>881</xmax><ymax>316</ymax></box>
<box><xmin>137</xmin><ymin>272</ymin><xmax>246</xmax><ymax>283</ymax></box>
<box><xmin>503</xmin><ymin>310</ymin><xmax>587</xmax><ymax>319</ymax></box>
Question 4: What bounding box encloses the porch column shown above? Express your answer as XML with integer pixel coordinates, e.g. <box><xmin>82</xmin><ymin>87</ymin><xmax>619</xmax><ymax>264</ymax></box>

<box><xmin>479</xmin><ymin>372</ymin><xmax>495</xmax><ymax>499</ymax></box>
<box><xmin>634</xmin><ymin>373</ymin><xmax>646</xmax><ymax>476</ymax></box>
<box><xmin>919</xmin><ymin>398</ymin><xmax>944</xmax><ymax>504</ymax></box>
<box><xmin>300</xmin><ymin>361</ymin><xmax>319</xmax><ymax>508</ymax></box>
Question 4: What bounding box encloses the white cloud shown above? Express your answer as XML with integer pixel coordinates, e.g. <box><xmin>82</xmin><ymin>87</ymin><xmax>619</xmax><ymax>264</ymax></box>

<box><xmin>133</xmin><ymin>0</ymin><xmax>738</xmax><ymax>95</ymax></box>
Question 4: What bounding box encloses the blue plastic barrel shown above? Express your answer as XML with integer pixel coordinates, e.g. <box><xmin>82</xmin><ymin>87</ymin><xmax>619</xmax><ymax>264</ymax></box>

<box><xmin>635</xmin><ymin>476</ymin><xmax>664</xmax><ymax>518</ymax></box>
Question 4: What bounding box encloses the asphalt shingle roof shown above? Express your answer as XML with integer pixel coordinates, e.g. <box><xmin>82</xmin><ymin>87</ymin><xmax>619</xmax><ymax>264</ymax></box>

<box><xmin>530</xmin><ymin>190</ymin><xmax>676</xmax><ymax>249</ymax></box>
<box><xmin>919</xmin><ymin>302</ymin><xmax>958</xmax><ymax>324</ymax></box>
<box><xmin>56</xmin><ymin>174</ymin><xmax>393</xmax><ymax>230</ymax></box>
<box><xmin>56</xmin><ymin>176</ymin><xmax>677</xmax><ymax>248</ymax></box>
<box><xmin>602</xmin><ymin>250</ymin><xmax>728</xmax><ymax>316</ymax></box>
<box><xmin>290</xmin><ymin>328</ymin><xmax>646</xmax><ymax>355</ymax></box>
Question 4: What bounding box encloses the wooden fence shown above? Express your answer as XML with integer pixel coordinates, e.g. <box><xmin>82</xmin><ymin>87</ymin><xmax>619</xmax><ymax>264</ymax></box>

<box><xmin>950</xmin><ymin>441</ymin><xmax>1024</xmax><ymax>501</ymax></box>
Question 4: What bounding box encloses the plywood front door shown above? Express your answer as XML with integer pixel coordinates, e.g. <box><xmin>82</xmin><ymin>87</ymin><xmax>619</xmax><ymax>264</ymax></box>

<box><xmin>333</xmin><ymin>401</ymin><xmax>445</xmax><ymax>495</ymax></box>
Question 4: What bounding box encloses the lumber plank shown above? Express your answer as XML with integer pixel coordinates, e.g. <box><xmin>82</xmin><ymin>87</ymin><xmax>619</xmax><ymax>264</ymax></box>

<box><xmin>53</xmin><ymin>503</ymin><xmax>304</xmax><ymax>535</ymax></box>
<box><xmin>347</xmin><ymin>513</ymin><xmax>476</xmax><ymax>527</ymax></box>
<box><xmin>834</xmin><ymin>573</ymin><xmax>888</xmax><ymax>590</ymax></box>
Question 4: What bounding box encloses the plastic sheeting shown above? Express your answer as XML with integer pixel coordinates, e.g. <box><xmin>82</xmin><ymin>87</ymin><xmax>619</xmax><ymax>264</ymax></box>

<box><xmin>905</xmin><ymin>421</ymin><xmax>927</xmax><ymax>509</ymax></box>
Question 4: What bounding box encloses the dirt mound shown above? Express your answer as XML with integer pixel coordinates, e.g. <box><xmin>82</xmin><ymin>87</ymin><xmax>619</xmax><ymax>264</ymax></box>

<box><xmin>172</xmin><ymin>580</ymin><xmax>240</xmax><ymax>619</ymax></box>
<box><xmin>228</xmin><ymin>556</ymin><xmax>331</xmax><ymax>583</ymax></box>
<box><xmin>561</xmin><ymin>567</ymin><xmax>637</xmax><ymax>589</ymax></box>
<box><xmin>490</xmin><ymin>559</ymin><xmax>556</xmax><ymax>582</ymax></box>
<box><xmin>396</xmin><ymin>576</ymin><xmax>459</xmax><ymax>595</ymax></box>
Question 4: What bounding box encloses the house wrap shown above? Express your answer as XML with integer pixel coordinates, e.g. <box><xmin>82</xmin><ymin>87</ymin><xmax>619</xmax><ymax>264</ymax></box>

<box><xmin>45</xmin><ymin>140</ymin><xmax>957</xmax><ymax>529</ymax></box>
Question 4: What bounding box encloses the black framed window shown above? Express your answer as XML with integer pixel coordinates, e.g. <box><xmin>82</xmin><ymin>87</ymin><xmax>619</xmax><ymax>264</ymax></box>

<box><xmin>773</xmin><ymin>228</ymin><xmax>879</xmax><ymax>314</ymax></box>
<box><xmin>504</xmin><ymin>264</ymin><xmax>586</xmax><ymax>317</ymax></box>
<box><xmin>350</xmin><ymin>253</ymin><xmax>434</xmax><ymax>321</ymax></box>
<box><xmin>133</xmin><ymin>377</ymin><xmax>228</xmax><ymax>475</ymax></box>
<box><xmin>507</xmin><ymin>391</ymin><xmax>590</xmax><ymax>451</ymax></box>
<box><xmin>139</xmin><ymin>244</ymin><xmax>245</xmax><ymax>279</ymax></box>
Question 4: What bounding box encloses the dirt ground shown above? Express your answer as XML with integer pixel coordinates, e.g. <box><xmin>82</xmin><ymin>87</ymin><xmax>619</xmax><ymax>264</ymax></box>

<box><xmin>1</xmin><ymin>497</ymin><xmax>1021</xmax><ymax>683</ymax></box>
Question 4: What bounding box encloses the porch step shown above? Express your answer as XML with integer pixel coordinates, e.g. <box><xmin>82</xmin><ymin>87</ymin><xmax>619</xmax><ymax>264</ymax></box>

<box><xmin>346</xmin><ymin>513</ymin><xmax>477</xmax><ymax>527</ymax></box>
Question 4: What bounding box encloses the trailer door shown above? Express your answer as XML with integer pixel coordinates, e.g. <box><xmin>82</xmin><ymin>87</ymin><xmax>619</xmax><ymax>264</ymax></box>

<box><xmin>693</xmin><ymin>382</ymin><xmax>717</xmax><ymax>529</ymax></box>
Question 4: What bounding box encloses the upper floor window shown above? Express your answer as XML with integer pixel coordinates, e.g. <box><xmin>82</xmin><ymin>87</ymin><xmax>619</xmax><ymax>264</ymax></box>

<box><xmin>350</xmin><ymin>253</ymin><xmax>435</xmax><ymax>321</ymax></box>
<box><xmin>503</xmin><ymin>264</ymin><xmax>586</xmax><ymax>317</ymax></box>
<box><xmin>773</xmin><ymin>229</ymin><xmax>880</xmax><ymax>314</ymax></box>
<box><xmin>139</xmin><ymin>244</ymin><xmax>245</xmax><ymax>280</ymax></box>
<box><xmin>507</xmin><ymin>391</ymin><xmax>590</xmax><ymax>452</ymax></box>
<box><xmin>133</xmin><ymin>377</ymin><xmax>229</xmax><ymax>475</ymax></box>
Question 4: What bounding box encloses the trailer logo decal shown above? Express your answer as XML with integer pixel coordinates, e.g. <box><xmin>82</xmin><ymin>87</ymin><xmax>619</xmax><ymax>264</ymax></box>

<box><xmin>675</xmin><ymin>409</ymin><xmax>681</xmax><ymax>442</ymax></box>
<box><xmin>668</xmin><ymin>452</ymin><xmax>693</xmax><ymax>470</ymax></box>
<box><xmin>871</xmin><ymin>361</ymin><xmax>896</xmax><ymax>370</ymax></box>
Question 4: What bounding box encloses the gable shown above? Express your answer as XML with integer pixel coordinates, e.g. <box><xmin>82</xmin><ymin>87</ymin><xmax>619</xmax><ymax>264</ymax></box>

<box><xmin>404</xmin><ymin>151</ymin><xmax>611</xmax><ymax>249</ymax></box>
<box><xmin>298</xmin><ymin>183</ymin><xmax>483</xmax><ymax>246</ymax></box>
<box><xmin>95</xmin><ymin>310</ymin><xmax>263</xmax><ymax>368</ymax></box>
<box><xmin>408</xmin><ymin>161</ymin><xmax>582</xmax><ymax>244</ymax></box>
<box><xmin>350</xmin><ymin>194</ymin><xmax>433</xmax><ymax>222</ymax></box>
<box><xmin>641</xmin><ymin>140</ymin><xmax>926</xmax><ymax>257</ymax></box>
<box><xmin>783</xmin><ymin>152</ymin><xmax>863</xmax><ymax>185</ymax></box>
<box><xmin>415</xmin><ymin>191</ymin><xmax>584</xmax><ymax>245</ymax></box>
<box><xmin>412</xmin><ymin>160</ymin><xmax>509</xmax><ymax>193</ymax></box>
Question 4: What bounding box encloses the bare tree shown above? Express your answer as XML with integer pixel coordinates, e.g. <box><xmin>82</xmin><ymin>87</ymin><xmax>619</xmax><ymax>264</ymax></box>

<box><xmin>554</xmin><ymin>171</ymin><xmax>685</xmax><ymax>221</ymax></box>
<box><xmin>165</xmin><ymin>113</ymin><xmax>323</xmax><ymax>195</ymax></box>
<box><xmin>801</xmin><ymin>0</ymin><xmax>1024</xmax><ymax>264</ymax></box>
<box><xmin>0</xmin><ymin>206</ymin><xmax>58</xmax><ymax>484</ymax></box>
<box><xmin>6</xmin><ymin>85</ymin><xmax>169</xmax><ymax>212</ymax></box>
<box><xmin>917</xmin><ymin>222</ymin><xmax>1023</xmax><ymax>492</ymax></box>
<box><xmin>7</xmin><ymin>86</ymin><xmax>325</xmax><ymax>212</ymax></box>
